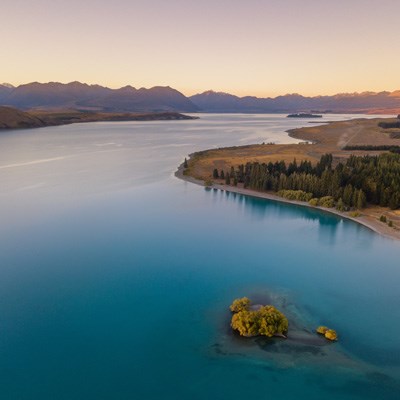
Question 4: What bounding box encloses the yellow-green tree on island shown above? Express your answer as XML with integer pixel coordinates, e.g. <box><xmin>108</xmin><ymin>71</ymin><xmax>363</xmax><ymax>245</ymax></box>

<box><xmin>229</xmin><ymin>297</ymin><xmax>251</xmax><ymax>313</ymax></box>
<box><xmin>230</xmin><ymin>298</ymin><xmax>288</xmax><ymax>338</ymax></box>
<box><xmin>316</xmin><ymin>325</ymin><xmax>338</xmax><ymax>341</ymax></box>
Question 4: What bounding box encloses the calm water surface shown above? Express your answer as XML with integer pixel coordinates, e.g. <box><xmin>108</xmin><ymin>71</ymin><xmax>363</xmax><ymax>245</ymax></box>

<box><xmin>0</xmin><ymin>114</ymin><xmax>399</xmax><ymax>399</ymax></box>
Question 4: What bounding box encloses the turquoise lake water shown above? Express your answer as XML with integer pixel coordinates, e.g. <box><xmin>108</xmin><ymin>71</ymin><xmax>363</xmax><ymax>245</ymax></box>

<box><xmin>0</xmin><ymin>114</ymin><xmax>399</xmax><ymax>399</ymax></box>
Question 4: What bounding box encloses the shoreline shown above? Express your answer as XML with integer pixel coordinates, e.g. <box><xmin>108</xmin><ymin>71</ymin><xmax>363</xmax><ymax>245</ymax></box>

<box><xmin>175</xmin><ymin>161</ymin><xmax>400</xmax><ymax>242</ymax></box>
<box><xmin>0</xmin><ymin>107</ymin><xmax>198</xmax><ymax>131</ymax></box>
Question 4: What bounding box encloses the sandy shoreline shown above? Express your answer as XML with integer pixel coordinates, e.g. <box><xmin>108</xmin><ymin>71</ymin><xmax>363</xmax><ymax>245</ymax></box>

<box><xmin>175</xmin><ymin>162</ymin><xmax>400</xmax><ymax>242</ymax></box>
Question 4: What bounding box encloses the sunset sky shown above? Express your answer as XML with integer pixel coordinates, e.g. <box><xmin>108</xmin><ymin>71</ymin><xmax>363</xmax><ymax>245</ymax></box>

<box><xmin>2</xmin><ymin>0</ymin><xmax>400</xmax><ymax>97</ymax></box>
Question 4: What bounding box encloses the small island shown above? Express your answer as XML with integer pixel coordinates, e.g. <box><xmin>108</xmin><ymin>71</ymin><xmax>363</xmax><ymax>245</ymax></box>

<box><xmin>287</xmin><ymin>113</ymin><xmax>322</xmax><ymax>118</ymax></box>
<box><xmin>230</xmin><ymin>297</ymin><xmax>339</xmax><ymax>343</ymax></box>
<box><xmin>206</xmin><ymin>292</ymin><xmax>375</xmax><ymax>374</ymax></box>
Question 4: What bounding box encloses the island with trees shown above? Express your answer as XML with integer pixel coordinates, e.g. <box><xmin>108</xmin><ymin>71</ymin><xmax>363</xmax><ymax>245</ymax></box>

<box><xmin>209</xmin><ymin>293</ymin><xmax>381</xmax><ymax>370</ymax></box>
<box><xmin>230</xmin><ymin>297</ymin><xmax>338</xmax><ymax>343</ymax></box>
<box><xmin>230</xmin><ymin>297</ymin><xmax>288</xmax><ymax>338</ymax></box>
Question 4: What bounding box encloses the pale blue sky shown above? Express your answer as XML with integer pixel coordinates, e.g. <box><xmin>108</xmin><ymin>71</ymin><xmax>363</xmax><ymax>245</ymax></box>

<box><xmin>1</xmin><ymin>0</ymin><xmax>399</xmax><ymax>96</ymax></box>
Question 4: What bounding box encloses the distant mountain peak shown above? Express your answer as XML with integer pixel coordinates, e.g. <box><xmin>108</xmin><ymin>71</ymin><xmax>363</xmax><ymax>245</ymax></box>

<box><xmin>1</xmin><ymin>83</ymin><xmax>14</xmax><ymax>88</ymax></box>
<box><xmin>67</xmin><ymin>81</ymin><xmax>90</xmax><ymax>88</ymax></box>
<box><xmin>149</xmin><ymin>86</ymin><xmax>177</xmax><ymax>91</ymax></box>
<box><xmin>201</xmin><ymin>90</ymin><xmax>233</xmax><ymax>96</ymax></box>
<box><xmin>118</xmin><ymin>85</ymin><xmax>137</xmax><ymax>91</ymax></box>
<box><xmin>280</xmin><ymin>93</ymin><xmax>304</xmax><ymax>98</ymax></box>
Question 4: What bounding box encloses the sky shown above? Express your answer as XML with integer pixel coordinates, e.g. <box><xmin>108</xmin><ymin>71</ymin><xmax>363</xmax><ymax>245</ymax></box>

<box><xmin>1</xmin><ymin>0</ymin><xmax>400</xmax><ymax>97</ymax></box>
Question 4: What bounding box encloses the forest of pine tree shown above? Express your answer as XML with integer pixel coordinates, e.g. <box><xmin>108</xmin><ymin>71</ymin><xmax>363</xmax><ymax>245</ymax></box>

<box><xmin>216</xmin><ymin>153</ymin><xmax>400</xmax><ymax>210</ymax></box>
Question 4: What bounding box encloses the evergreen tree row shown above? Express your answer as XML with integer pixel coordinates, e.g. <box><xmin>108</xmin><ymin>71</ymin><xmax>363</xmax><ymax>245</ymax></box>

<box><xmin>343</xmin><ymin>145</ymin><xmax>400</xmax><ymax>154</ymax></box>
<box><xmin>213</xmin><ymin>153</ymin><xmax>400</xmax><ymax>209</ymax></box>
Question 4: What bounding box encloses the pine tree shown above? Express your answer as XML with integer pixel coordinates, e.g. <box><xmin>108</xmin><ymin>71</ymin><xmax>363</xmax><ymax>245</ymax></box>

<box><xmin>356</xmin><ymin>190</ymin><xmax>367</xmax><ymax>209</ymax></box>
<box><xmin>343</xmin><ymin>184</ymin><xmax>353</xmax><ymax>206</ymax></box>
<box><xmin>336</xmin><ymin>198</ymin><xmax>345</xmax><ymax>211</ymax></box>
<box><xmin>352</xmin><ymin>189</ymin><xmax>359</xmax><ymax>209</ymax></box>
<box><xmin>389</xmin><ymin>193</ymin><xmax>400</xmax><ymax>210</ymax></box>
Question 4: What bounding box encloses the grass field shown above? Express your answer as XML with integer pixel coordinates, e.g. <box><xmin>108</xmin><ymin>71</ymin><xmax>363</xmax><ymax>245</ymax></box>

<box><xmin>186</xmin><ymin>118</ymin><xmax>400</xmax><ymax>180</ymax></box>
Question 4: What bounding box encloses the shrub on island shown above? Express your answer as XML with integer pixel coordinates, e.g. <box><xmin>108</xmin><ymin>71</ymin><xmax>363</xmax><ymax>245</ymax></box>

<box><xmin>316</xmin><ymin>325</ymin><xmax>338</xmax><ymax>341</ymax></box>
<box><xmin>229</xmin><ymin>297</ymin><xmax>251</xmax><ymax>313</ymax></box>
<box><xmin>325</xmin><ymin>329</ymin><xmax>338</xmax><ymax>341</ymax></box>
<box><xmin>316</xmin><ymin>326</ymin><xmax>328</xmax><ymax>334</ymax></box>
<box><xmin>230</xmin><ymin>298</ymin><xmax>288</xmax><ymax>338</ymax></box>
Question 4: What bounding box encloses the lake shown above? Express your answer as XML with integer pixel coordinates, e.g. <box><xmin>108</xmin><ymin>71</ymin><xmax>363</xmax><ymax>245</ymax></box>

<box><xmin>0</xmin><ymin>114</ymin><xmax>399</xmax><ymax>399</ymax></box>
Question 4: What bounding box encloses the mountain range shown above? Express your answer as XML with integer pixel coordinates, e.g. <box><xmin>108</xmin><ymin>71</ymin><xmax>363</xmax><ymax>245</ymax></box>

<box><xmin>190</xmin><ymin>90</ymin><xmax>400</xmax><ymax>114</ymax></box>
<box><xmin>1</xmin><ymin>82</ymin><xmax>400</xmax><ymax>114</ymax></box>
<box><xmin>0</xmin><ymin>82</ymin><xmax>198</xmax><ymax>112</ymax></box>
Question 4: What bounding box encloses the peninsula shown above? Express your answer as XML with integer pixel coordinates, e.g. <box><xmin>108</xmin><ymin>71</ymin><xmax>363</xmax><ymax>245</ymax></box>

<box><xmin>0</xmin><ymin>106</ymin><xmax>197</xmax><ymax>130</ymax></box>
<box><xmin>177</xmin><ymin>117</ymin><xmax>400</xmax><ymax>241</ymax></box>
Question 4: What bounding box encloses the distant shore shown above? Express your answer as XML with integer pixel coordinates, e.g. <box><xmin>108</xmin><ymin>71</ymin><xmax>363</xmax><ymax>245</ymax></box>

<box><xmin>0</xmin><ymin>106</ymin><xmax>198</xmax><ymax>130</ymax></box>
<box><xmin>175</xmin><ymin>160</ymin><xmax>400</xmax><ymax>242</ymax></box>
